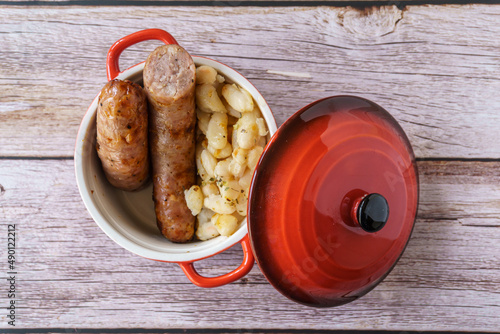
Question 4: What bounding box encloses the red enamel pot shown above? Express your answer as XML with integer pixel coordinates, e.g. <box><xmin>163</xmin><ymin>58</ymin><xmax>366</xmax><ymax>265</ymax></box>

<box><xmin>75</xmin><ymin>29</ymin><xmax>277</xmax><ymax>289</ymax></box>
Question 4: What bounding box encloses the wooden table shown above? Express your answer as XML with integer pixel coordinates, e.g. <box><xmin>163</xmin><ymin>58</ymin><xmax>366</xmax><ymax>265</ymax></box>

<box><xmin>1</xmin><ymin>2</ymin><xmax>499</xmax><ymax>332</ymax></box>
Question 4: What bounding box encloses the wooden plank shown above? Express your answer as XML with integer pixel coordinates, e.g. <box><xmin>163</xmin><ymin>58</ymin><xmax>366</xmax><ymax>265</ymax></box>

<box><xmin>1</xmin><ymin>5</ymin><xmax>500</xmax><ymax>158</ymax></box>
<box><xmin>0</xmin><ymin>0</ymin><xmax>445</xmax><ymax>3</ymax></box>
<box><xmin>0</xmin><ymin>159</ymin><xmax>498</xmax><ymax>330</ymax></box>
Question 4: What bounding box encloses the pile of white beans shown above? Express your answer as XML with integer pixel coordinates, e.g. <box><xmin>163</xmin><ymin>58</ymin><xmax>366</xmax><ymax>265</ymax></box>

<box><xmin>184</xmin><ymin>65</ymin><xmax>268</xmax><ymax>241</ymax></box>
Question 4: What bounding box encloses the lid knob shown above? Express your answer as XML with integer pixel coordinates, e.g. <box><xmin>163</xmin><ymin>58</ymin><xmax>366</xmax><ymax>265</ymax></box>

<box><xmin>355</xmin><ymin>193</ymin><xmax>389</xmax><ymax>233</ymax></box>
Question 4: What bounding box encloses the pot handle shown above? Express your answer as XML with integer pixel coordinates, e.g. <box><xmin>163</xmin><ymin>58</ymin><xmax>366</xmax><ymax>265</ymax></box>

<box><xmin>106</xmin><ymin>29</ymin><xmax>179</xmax><ymax>80</ymax></box>
<box><xmin>179</xmin><ymin>235</ymin><xmax>254</xmax><ymax>288</ymax></box>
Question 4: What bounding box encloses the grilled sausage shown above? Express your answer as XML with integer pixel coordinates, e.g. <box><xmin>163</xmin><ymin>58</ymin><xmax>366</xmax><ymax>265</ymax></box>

<box><xmin>143</xmin><ymin>44</ymin><xmax>196</xmax><ymax>243</ymax></box>
<box><xmin>96</xmin><ymin>79</ymin><xmax>149</xmax><ymax>191</ymax></box>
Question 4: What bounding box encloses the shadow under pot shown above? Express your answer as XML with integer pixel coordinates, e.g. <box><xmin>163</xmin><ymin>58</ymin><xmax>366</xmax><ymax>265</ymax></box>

<box><xmin>247</xmin><ymin>95</ymin><xmax>419</xmax><ymax>307</ymax></box>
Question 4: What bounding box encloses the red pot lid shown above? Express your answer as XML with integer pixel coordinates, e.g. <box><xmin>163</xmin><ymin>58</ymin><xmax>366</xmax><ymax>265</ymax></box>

<box><xmin>248</xmin><ymin>95</ymin><xmax>419</xmax><ymax>307</ymax></box>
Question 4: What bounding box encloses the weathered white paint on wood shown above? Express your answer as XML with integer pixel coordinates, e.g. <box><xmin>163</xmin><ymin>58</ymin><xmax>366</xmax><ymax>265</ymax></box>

<box><xmin>1</xmin><ymin>5</ymin><xmax>500</xmax><ymax>158</ymax></box>
<box><xmin>0</xmin><ymin>0</ymin><xmax>440</xmax><ymax>3</ymax></box>
<box><xmin>0</xmin><ymin>159</ymin><xmax>498</xmax><ymax>330</ymax></box>
<box><xmin>1</xmin><ymin>3</ymin><xmax>499</xmax><ymax>331</ymax></box>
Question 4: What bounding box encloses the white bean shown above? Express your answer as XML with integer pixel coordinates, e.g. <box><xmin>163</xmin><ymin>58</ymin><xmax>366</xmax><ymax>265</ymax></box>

<box><xmin>235</xmin><ymin>193</ymin><xmax>248</xmax><ymax>216</ymax></box>
<box><xmin>201</xmin><ymin>149</ymin><xmax>217</xmax><ymax>179</ymax></box>
<box><xmin>247</xmin><ymin>146</ymin><xmax>264</xmax><ymax>171</ymax></box>
<box><xmin>216</xmin><ymin>74</ymin><xmax>225</xmax><ymax>84</ymax></box>
<box><xmin>196</xmin><ymin>208</ymin><xmax>219</xmax><ymax>241</ymax></box>
<box><xmin>196</xmin><ymin>221</ymin><xmax>220</xmax><ymax>241</ymax></box>
<box><xmin>184</xmin><ymin>185</ymin><xmax>204</xmax><ymax>216</ymax></box>
<box><xmin>223</xmin><ymin>99</ymin><xmax>242</xmax><ymax>119</ymax></box>
<box><xmin>198</xmin><ymin>207</ymin><xmax>216</xmax><ymax>224</ymax></box>
<box><xmin>236</xmin><ymin>113</ymin><xmax>259</xmax><ymax>149</ymax></box>
<box><xmin>196</xmin><ymin>109</ymin><xmax>211</xmax><ymax>135</ymax></box>
<box><xmin>214</xmin><ymin>158</ymin><xmax>232</xmax><ymax>178</ymax></box>
<box><xmin>196</xmin><ymin>142</ymin><xmax>209</xmax><ymax>181</ymax></box>
<box><xmin>218</xmin><ymin>179</ymin><xmax>242</xmax><ymax>203</ymax></box>
<box><xmin>207</xmin><ymin>112</ymin><xmax>228</xmax><ymax>150</ymax></box>
<box><xmin>202</xmin><ymin>183</ymin><xmax>219</xmax><ymax>197</ymax></box>
<box><xmin>256</xmin><ymin>117</ymin><xmax>268</xmax><ymax>136</ymax></box>
<box><xmin>196</xmin><ymin>66</ymin><xmax>217</xmax><ymax>85</ymax></box>
<box><xmin>196</xmin><ymin>84</ymin><xmax>227</xmax><ymax>113</ymax></box>
<box><xmin>207</xmin><ymin>142</ymin><xmax>232</xmax><ymax>159</ymax></box>
<box><xmin>222</xmin><ymin>84</ymin><xmax>254</xmax><ymax>113</ymax></box>
<box><xmin>232</xmin><ymin>211</ymin><xmax>245</xmax><ymax>224</ymax></box>
<box><xmin>204</xmin><ymin>194</ymin><xmax>236</xmax><ymax>214</ymax></box>
<box><xmin>212</xmin><ymin>214</ymin><xmax>239</xmax><ymax>237</ymax></box>
<box><xmin>232</xmin><ymin>147</ymin><xmax>249</xmax><ymax>166</ymax></box>
<box><xmin>231</xmin><ymin>121</ymin><xmax>239</xmax><ymax>151</ymax></box>
<box><xmin>229</xmin><ymin>158</ymin><xmax>246</xmax><ymax>178</ymax></box>
<box><xmin>238</xmin><ymin>168</ymin><xmax>253</xmax><ymax>192</ymax></box>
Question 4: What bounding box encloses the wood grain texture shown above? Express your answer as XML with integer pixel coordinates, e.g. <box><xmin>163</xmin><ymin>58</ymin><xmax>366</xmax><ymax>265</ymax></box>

<box><xmin>1</xmin><ymin>5</ymin><xmax>500</xmax><ymax>158</ymax></box>
<box><xmin>1</xmin><ymin>4</ymin><xmax>500</xmax><ymax>331</ymax></box>
<box><xmin>0</xmin><ymin>0</ymin><xmax>446</xmax><ymax>3</ymax></box>
<box><xmin>0</xmin><ymin>159</ymin><xmax>499</xmax><ymax>330</ymax></box>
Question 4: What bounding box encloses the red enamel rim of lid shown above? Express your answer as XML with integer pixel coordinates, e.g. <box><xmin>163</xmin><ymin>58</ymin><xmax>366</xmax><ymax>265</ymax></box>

<box><xmin>247</xmin><ymin>95</ymin><xmax>419</xmax><ymax>307</ymax></box>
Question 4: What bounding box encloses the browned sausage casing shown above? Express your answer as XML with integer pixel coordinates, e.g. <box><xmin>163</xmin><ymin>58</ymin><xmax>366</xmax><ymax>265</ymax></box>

<box><xmin>96</xmin><ymin>79</ymin><xmax>149</xmax><ymax>191</ymax></box>
<box><xmin>143</xmin><ymin>45</ymin><xmax>196</xmax><ymax>243</ymax></box>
